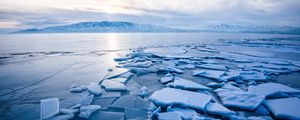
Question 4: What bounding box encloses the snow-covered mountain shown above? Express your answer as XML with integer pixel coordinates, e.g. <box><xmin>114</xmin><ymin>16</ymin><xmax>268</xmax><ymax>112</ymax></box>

<box><xmin>15</xmin><ymin>21</ymin><xmax>300</xmax><ymax>34</ymax></box>
<box><xmin>199</xmin><ymin>24</ymin><xmax>300</xmax><ymax>34</ymax></box>
<box><xmin>15</xmin><ymin>21</ymin><xmax>181</xmax><ymax>33</ymax></box>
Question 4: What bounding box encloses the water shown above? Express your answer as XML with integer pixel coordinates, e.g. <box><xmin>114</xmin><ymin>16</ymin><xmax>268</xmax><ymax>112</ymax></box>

<box><xmin>0</xmin><ymin>32</ymin><xmax>300</xmax><ymax>120</ymax></box>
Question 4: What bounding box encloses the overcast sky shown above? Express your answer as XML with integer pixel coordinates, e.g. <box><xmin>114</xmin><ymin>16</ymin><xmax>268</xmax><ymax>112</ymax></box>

<box><xmin>0</xmin><ymin>0</ymin><xmax>299</xmax><ymax>29</ymax></box>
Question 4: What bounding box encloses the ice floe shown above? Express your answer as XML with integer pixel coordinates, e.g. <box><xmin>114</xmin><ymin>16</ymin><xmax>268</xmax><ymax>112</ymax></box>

<box><xmin>40</xmin><ymin>98</ymin><xmax>60</xmax><ymax>119</ymax></box>
<box><xmin>264</xmin><ymin>97</ymin><xmax>300</xmax><ymax>120</ymax></box>
<box><xmin>193</xmin><ymin>70</ymin><xmax>225</xmax><ymax>81</ymax></box>
<box><xmin>159</xmin><ymin>73</ymin><xmax>174</xmax><ymax>84</ymax></box>
<box><xmin>157</xmin><ymin>112</ymin><xmax>182</xmax><ymax>120</ymax></box>
<box><xmin>196</xmin><ymin>64</ymin><xmax>227</xmax><ymax>71</ymax></box>
<box><xmin>70</xmin><ymin>85</ymin><xmax>87</xmax><ymax>92</ymax></box>
<box><xmin>171</xmin><ymin>77</ymin><xmax>211</xmax><ymax>90</ymax></box>
<box><xmin>149</xmin><ymin>87</ymin><xmax>212</xmax><ymax>110</ymax></box>
<box><xmin>248</xmin><ymin>82</ymin><xmax>300</xmax><ymax>98</ymax></box>
<box><xmin>239</xmin><ymin>71</ymin><xmax>268</xmax><ymax>82</ymax></box>
<box><xmin>80</xmin><ymin>94</ymin><xmax>94</xmax><ymax>106</ymax></box>
<box><xmin>168</xmin><ymin>107</ymin><xmax>198</xmax><ymax>120</ymax></box>
<box><xmin>206</xmin><ymin>103</ymin><xmax>236</xmax><ymax>116</ymax></box>
<box><xmin>101</xmin><ymin>80</ymin><xmax>127</xmax><ymax>91</ymax></box>
<box><xmin>79</xmin><ymin>105</ymin><xmax>101</xmax><ymax>119</ymax></box>
<box><xmin>159</xmin><ymin>66</ymin><xmax>184</xmax><ymax>74</ymax></box>
<box><xmin>87</xmin><ymin>83</ymin><xmax>102</xmax><ymax>95</ymax></box>
<box><xmin>215</xmin><ymin>86</ymin><xmax>264</xmax><ymax>111</ymax></box>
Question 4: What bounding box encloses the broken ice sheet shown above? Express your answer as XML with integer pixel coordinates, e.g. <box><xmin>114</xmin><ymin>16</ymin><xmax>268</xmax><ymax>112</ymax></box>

<box><xmin>159</xmin><ymin>73</ymin><xmax>174</xmax><ymax>84</ymax></box>
<box><xmin>123</xmin><ymin>61</ymin><xmax>153</xmax><ymax>68</ymax></box>
<box><xmin>79</xmin><ymin>105</ymin><xmax>101</xmax><ymax>119</ymax></box>
<box><xmin>80</xmin><ymin>94</ymin><xmax>94</xmax><ymax>106</ymax></box>
<box><xmin>87</xmin><ymin>83</ymin><xmax>102</xmax><ymax>95</ymax></box>
<box><xmin>101</xmin><ymin>80</ymin><xmax>127</xmax><ymax>91</ymax></box>
<box><xmin>248</xmin><ymin>82</ymin><xmax>300</xmax><ymax>98</ymax></box>
<box><xmin>40</xmin><ymin>98</ymin><xmax>60</xmax><ymax>119</ymax></box>
<box><xmin>158</xmin><ymin>66</ymin><xmax>184</xmax><ymax>74</ymax></box>
<box><xmin>172</xmin><ymin>77</ymin><xmax>211</xmax><ymax>90</ymax></box>
<box><xmin>196</xmin><ymin>64</ymin><xmax>227</xmax><ymax>71</ymax></box>
<box><xmin>264</xmin><ymin>97</ymin><xmax>300</xmax><ymax>120</ymax></box>
<box><xmin>157</xmin><ymin>112</ymin><xmax>182</xmax><ymax>120</ymax></box>
<box><xmin>193</xmin><ymin>69</ymin><xmax>225</xmax><ymax>81</ymax></box>
<box><xmin>70</xmin><ymin>85</ymin><xmax>87</xmax><ymax>92</ymax></box>
<box><xmin>125</xmin><ymin>108</ymin><xmax>148</xmax><ymax>119</ymax></box>
<box><xmin>149</xmin><ymin>87</ymin><xmax>212</xmax><ymax>110</ymax></box>
<box><xmin>206</xmin><ymin>103</ymin><xmax>236</xmax><ymax>116</ymax></box>
<box><xmin>239</xmin><ymin>71</ymin><xmax>268</xmax><ymax>82</ymax></box>
<box><xmin>214</xmin><ymin>87</ymin><xmax>264</xmax><ymax>111</ymax></box>
<box><xmin>168</xmin><ymin>107</ymin><xmax>198</xmax><ymax>120</ymax></box>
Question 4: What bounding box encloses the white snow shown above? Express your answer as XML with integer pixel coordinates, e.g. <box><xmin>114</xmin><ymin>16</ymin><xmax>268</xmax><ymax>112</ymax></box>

<box><xmin>172</xmin><ymin>77</ymin><xmax>211</xmax><ymax>90</ymax></box>
<box><xmin>79</xmin><ymin>105</ymin><xmax>101</xmax><ymax>119</ymax></box>
<box><xmin>87</xmin><ymin>83</ymin><xmax>102</xmax><ymax>95</ymax></box>
<box><xmin>149</xmin><ymin>87</ymin><xmax>212</xmax><ymax>110</ymax></box>
<box><xmin>101</xmin><ymin>80</ymin><xmax>127</xmax><ymax>91</ymax></box>
<box><xmin>264</xmin><ymin>97</ymin><xmax>300</xmax><ymax>120</ymax></box>
<box><xmin>40</xmin><ymin>98</ymin><xmax>60</xmax><ymax>119</ymax></box>
<box><xmin>248</xmin><ymin>82</ymin><xmax>300</xmax><ymax>98</ymax></box>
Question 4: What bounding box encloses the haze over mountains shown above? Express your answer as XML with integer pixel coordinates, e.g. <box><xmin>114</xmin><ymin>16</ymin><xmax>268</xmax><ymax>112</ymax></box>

<box><xmin>15</xmin><ymin>21</ymin><xmax>300</xmax><ymax>35</ymax></box>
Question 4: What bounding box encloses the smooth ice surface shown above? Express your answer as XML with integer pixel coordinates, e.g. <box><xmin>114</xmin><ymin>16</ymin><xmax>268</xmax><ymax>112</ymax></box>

<box><xmin>248</xmin><ymin>82</ymin><xmax>300</xmax><ymax>98</ymax></box>
<box><xmin>215</xmin><ymin>88</ymin><xmax>264</xmax><ymax>111</ymax></box>
<box><xmin>206</xmin><ymin>103</ymin><xmax>236</xmax><ymax>116</ymax></box>
<box><xmin>101</xmin><ymin>80</ymin><xmax>127</xmax><ymax>91</ymax></box>
<box><xmin>40</xmin><ymin>98</ymin><xmax>60</xmax><ymax>119</ymax></box>
<box><xmin>172</xmin><ymin>77</ymin><xmax>211</xmax><ymax>90</ymax></box>
<box><xmin>47</xmin><ymin>114</ymin><xmax>74</xmax><ymax>120</ymax></box>
<box><xmin>239</xmin><ymin>71</ymin><xmax>268</xmax><ymax>81</ymax></box>
<box><xmin>149</xmin><ymin>87</ymin><xmax>212</xmax><ymax>110</ymax></box>
<box><xmin>109</xmin><ymin>77</ymin><xmax>129</xmax><ymax>83</ymax></box>
<box><xmin>79</xmin><ymin>105</ymin><xmax>101</xmax><ymax>119</ymax></box>
<box><xmin>70</xmin><ymin>85</ymin><xmax>87</xmax><ymax>92</ymax></box>
<box><xmin>264</xmin><ymin>97</ymin><xmax>300</xmax><ymax>120</ymax></box>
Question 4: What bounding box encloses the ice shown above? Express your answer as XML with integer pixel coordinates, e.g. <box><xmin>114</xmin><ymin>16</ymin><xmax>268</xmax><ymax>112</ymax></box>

<box><xmin>125</xmin><ymin>108</ymin><xmax>148</xmax><ymax>119</ymax></box>
<box><xmin>158</xmin><ymin>66</ymin><xmax>184</xmax><ymax>74</ymax></box>
<box><xmin>90</xmin><ymin>111</ymin><xmax>124</xmax><ymax>120</ymax></box>
<box><xmin>60</xmin><ymin>108</ymin><xmax>79</xmax><ymax>114</ymax></box>
<box><xmin>87</xmin><ymin>83</ymin><xmax>102</xmax><ymax>95</ymax></box>
<box><xmin>239</xmin><ymin>71</ymin><xmax>268</xmax><ymax>81</ymax></box>
<box><xmin>70</xmin><ymin>85</ymin><xmax>87</xmax><ymax>92</ymax></box>
<box><xmin>168</xmin><ymin>107</ymin><xmax>198</xmax><ymax>120</ymax></box>
<box><xmin>47</xmin><ymin>114</ymin><xmax>74</xmax><ymax>120</ymax></box>
<box><xmin>107</xmin><ymin>70</ymin><xmax>133</xmax><ymax>79</ymax></box>
<box><xmin>219</xmin><ymin>70</ymin><xmax>240</xmax><ymax>81</ymax></box>
<box><xmin>159</xmin><ymin>73</ymin><xmax>174</xmax><ymax>84</ymax></box>
<box><xmin>149</xmin><ymin>87</ymin><xmax>212</xmax><ymax>110</ymax></box>
<box><xmin>172</xmin><ymin>77</ymin><xmax>211</xmax><ymax>90</ymax></box>
<box><xmin>196</xmin><ymin>64</ymin><xmax>227</xmax><ymax>71</ymax></box>
<box><xmin>255</xmin><ymin>105</ymin><xmax>270</xmax><ymax>116</ymax></box>
<box><xmin>264</xmin><ymin>97</ymin><xmax>300</xmax><ymax>120</ymax></box>
<box><xmin>215</xmin><ymin>88</ymin><xmax>264</xmax><ymax>111</ymax></box>
<box><xmin>123</xmin><ymin>61</ymin><xmax>153</xmax><ymax>68</ymax></box>
<box><xmin>130</xmin><ymin>67</ymin><xmax>157</xmax><ymax>75</ymax></box>
<box><xmin>80</xmin><ymin>94</ymin><xmax>94</xmax><ymax>106</ymax></box>
<box><xmin>177</xmin><ymin>64</ymin><xmax>195</xmax><ymax>70</ymax></box>
<box><xmin>157</xmin><ymin>112</ymin><xmax>182</xmax><ymax>120</ymax></box>
<box><xmin>111</xmin><ymin>95</ymin><xmax>143</xmax><ymax>109</ymax></box>
<box><xmin>193</xmin><ymin>70</ymin><xmax>225</xmax><ymax>80</ymax></box>
<box><xmin>206</xmin><ymin>82</ymin><xmax>224</xmax><ymax>88</ymax></box>
<box><xmin>109</xmin><ymin>77</ymin><xmax>130</xmax><ymax>83</ymax></box>
<box><xmin>248</xmin><ymin>82</ymin><xmax>300</xmax><ymax>98</ymax></box>
<box><xmin>79</xmin><ymin>105</ymin><xmax>101</xmax><ymax>119</ymax></box>
<box><xmin>40</xmin><ymin>98</ymin><xmax>60</xmax><ymax>119</ymax></box>
<box><xmin>138</xmin><ymin>86</ymin><xmax>150</xmax><ymax>97</ymax></box>
<box><xmin>101</xmin><ymin>80</ymin><xmax>127</xmax><ymax>91</ymax></box>
<box><xmin>206</xmin><ymin>103</ymin><xmax>236</xmax><ymax>116</ymax></box>
<box><xmin>101</xmin><ymin>91</ymin><xmax>122</xmax><ymax>98</ymax></box>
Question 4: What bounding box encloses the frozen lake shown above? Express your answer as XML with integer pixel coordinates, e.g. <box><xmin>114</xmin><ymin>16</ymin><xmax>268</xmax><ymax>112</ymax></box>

<box><xmin>0</xmin><ymin>33</ymin><xmax>300</xmax><ymax>120</ymax></box>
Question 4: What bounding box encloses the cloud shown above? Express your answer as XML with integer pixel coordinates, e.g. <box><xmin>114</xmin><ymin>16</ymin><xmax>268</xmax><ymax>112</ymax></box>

<box><xmin>0</xmin><ymin>0</ymin><xmax>299</xmax><ymax>29</ymax></box>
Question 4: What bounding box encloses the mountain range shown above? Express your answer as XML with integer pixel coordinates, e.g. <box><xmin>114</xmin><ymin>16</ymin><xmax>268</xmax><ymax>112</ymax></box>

<box><xmin>14</xmin><ymin>21</ymin><xmax>300</xmax><ymax>35</ymax></box>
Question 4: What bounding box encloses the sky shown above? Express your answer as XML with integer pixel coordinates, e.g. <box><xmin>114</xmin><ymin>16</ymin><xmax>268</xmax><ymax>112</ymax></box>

<box><xmin>0</xmin><ymin>0</ymin><xmax>299</xmax><ymax>30</ymax></box>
